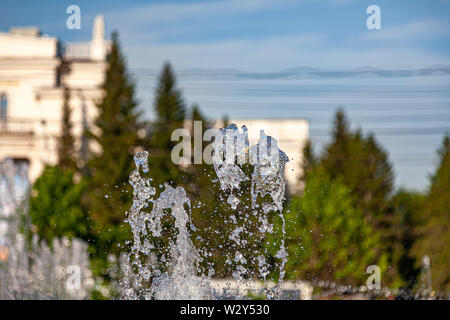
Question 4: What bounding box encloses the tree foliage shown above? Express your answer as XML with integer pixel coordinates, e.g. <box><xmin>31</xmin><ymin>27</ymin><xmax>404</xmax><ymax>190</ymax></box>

<box><xmin>412</xmin><ymin>134</ymin><xmax>450</xmax><ymax>292</ymax></box>
<box><xmin>387</xmin><ymin>189</ymin><xmax>425</xmax><ymax>289</ymax></box>
<box><xmin>30</xmin><ymin>166</ymin><xmax>88</xmax><ymax>243</ymax></box>
<box><xmin>57</xmin><ymin>86</ymin><xmax>77</xmax><ymax>172</ymax></box>
<box><xmin>277</xmin><ymin>167</ymin><xmax>386</xmax><ymax>285</ymax></box>
<box><xmin>321</xmin><ymin>109</ymin><xmax>394</xmax><ymax>225</ymax></box>
<box><xmin>146</xmin><ymin>62</ymin><xmax>187</xmax><ymax>188</ymax></box>
<box><xmin>30</xmin><ymin>85</ymin><xmax>89</xmax><ymax>244</ymax></box>
<box><xmin>84</xmin><ymin>32</ymin><xmax>141</xmax><ymax>271</ymax></box>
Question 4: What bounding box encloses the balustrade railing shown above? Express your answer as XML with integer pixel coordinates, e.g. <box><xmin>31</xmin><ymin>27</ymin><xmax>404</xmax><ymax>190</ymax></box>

<box><xmin>0</xmin><ymin>118</ymin><xmax>34</xmax><ymax>136</ymax></box>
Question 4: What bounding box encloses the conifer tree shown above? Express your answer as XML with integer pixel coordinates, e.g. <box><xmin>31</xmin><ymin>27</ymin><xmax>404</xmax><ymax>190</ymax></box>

<box><xmin>57</xmin><ymin>85</ymin><xmax>77</xmax><ymax>171</ymax></box>
<box><xmin>320</xmin><ymin>109</ymin><xmax>396</xmax><ymax>283</ymax></box>
<box><xmin>299</xmin><ymin>139</ymin><xmax>315</xmax><ymax>186</ymax></box>
<box><xmin>412</xmin><ymin>134</ymin><xmax>450</xmax><ymax>292</ymax></box>
<box><xmin>85</xmin><ymin>32</ymin><xmax>141</xmax><ymax>266</ymax></box>
<box><xmin>147</xmin><ymin>62</ymin><xmax>187</xmax><ymax>188</ymax></box>
<box><xmin>321</xmin><ymin>109</ymin><xmax>394</xmax><ymax>224</ymax></box>
<box><xmin>388</xmin><ymin>189</ymin><xmax>424</xmax><ymax>289</ymax></box>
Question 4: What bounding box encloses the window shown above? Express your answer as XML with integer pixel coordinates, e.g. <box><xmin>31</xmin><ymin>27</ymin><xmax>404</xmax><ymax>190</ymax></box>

<box><xmin>0</xmin><ymin>94</ymin><xmax>7</xmax><ymax>120</ymax></box>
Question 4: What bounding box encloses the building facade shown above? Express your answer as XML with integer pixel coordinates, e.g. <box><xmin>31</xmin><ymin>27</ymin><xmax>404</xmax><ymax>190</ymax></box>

<box><xmin>0</xmin><ymin>15</ymin><xmax>109</xmax><ymax>182</ymax></box>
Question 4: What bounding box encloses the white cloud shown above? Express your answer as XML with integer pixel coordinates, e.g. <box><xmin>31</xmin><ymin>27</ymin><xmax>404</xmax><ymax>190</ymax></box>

<box><xmin>357</xmin><ymin>19</ymin><xmax>450</xmax><ymax>41</ymax></box>
<box><xmin>124</xmin><ymin>33</ymin><xmax>328</xmax><ymax>70</ymax></box>
<box><xmin>120</xmin><ymin>41</ymin><xmax>450</xmax><ymax>73</ymax></box>
<box><xmin>106</xmin><ymin>0</ymin><xmax>288</xmax><ymax>27</ymax></box>
<box><xmin>104</xmin><ymin>0</ymin><xmax>350</xmax><ymax>38</ymax></box>
<box><xmin>100</xmin><ymin>1</ymin><xmax>450</xmax><ymax>70</ymax></box>
<box><xmin>124</xmin><ymin>33</ymin><xmax>450</xmax><ymax>70</ymax></box>
<box><xmin>104</xmin><ymin>0</ymin><xmax>301</xmax><ymax>43</ymax></box>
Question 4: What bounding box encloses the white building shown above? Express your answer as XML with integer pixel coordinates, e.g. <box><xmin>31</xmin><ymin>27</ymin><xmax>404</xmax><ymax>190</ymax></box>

<box><xmin>0</xmin><ymin>15</ymin><xmax>109</xmax><ymax>182</ymax></box>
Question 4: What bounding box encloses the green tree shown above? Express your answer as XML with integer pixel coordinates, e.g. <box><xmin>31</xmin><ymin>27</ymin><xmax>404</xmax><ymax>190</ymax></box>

<box><xmin>321</xmin><ymin>109</ymin><xmax>394</xmax><ymax>224</ymax></box>
<box><xmin>298</xmin><ymin>139</ymin><xmax>316</xmax><ymax>188</ymax></box>
<box><xmin>412</xmin><ymin>134</ymin><xmax>450</xmax><ymax>292</ymax></box>
<box><xmin>320</xmin><ymin>110</ymin><xmax>395</xmax><ymax>283</ymax></box>
<box><xmin>85</xmin><ymin>32</ymin><xmax>141</xmax><ymax>272</ymax></box>
<box><xmin>146</xmin><ymin>62</ymin><xmax>187</xmax><ymax>188</ymax></box>
<box><xmin>387</xmin><ymin>189</ymin><xmax>425</xmax><ymax>289</ymax></box>
<box><xmin>57</xmin><ymin>85</ymin><xmax>77</xmax><ymax>172</ymax></box>
<box><xmin>274</xmin><ymin>167</ymin><xmax>386</xmax><ymax>285</ymax></box>
<box><xmin>30</xmin><ymin>166</ymin><xmax>88</xmax><ymax>242</ymax></box>
<box><xmin>30</xmin><ymin>85</ymin><xmax>89</xmax><ymax>243</ymax></box>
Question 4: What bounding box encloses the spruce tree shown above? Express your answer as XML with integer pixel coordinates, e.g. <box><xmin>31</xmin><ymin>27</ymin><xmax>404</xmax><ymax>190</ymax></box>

<box><xmin>388</xmin><ymin>189</ymin><xmax>424</xmax><ymax>289</ymax></box>
<box><xmin>412</xmin><ymin>134</ymin><xmax>450</xmax><ymax>292</ymax></box>
<box><xmin>363</xmin><ymin>133</ymin><xmax>394</xmax><ymax>219</ymax></box>
<box><xmin>57</xmin><ymin>85</ymin><xmax>77</xmax><ymax>171</ymax></box>
<box><xmin>85</xmin><ymin>32</ymin><xmax>141</xmax><ymax>267</ymax></box>
<box><xmin>299</xmin><ymin>139</ymin><xmax>316</xmax><ymax>186</ymax></box>
<box><xmin>321</xmin><ymin>109</ymin><xmax>394</xmax><ymax>224</ymax></box>
<box><xmin>320</xmin><ymin>109</ymin><xmax>396</xmax><ymax>284</ymax></box>
<box><xmin>147</xmin><ymin>62</ymin><xmax>187</xmax><ymax>188</ymax></box>
<box><xmin>324</xmin><ymin>109</ymin><xmax>351</xmax><ymax>176</ymax></box>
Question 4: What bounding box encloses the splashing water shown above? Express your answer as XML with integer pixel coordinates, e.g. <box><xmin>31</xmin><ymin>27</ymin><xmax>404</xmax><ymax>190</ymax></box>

<box><xmin>0</xmin><ymin>160</ymin><xmax>93</xmax><ymax>300</ymax></box>
<box><xmin>1</xmin><ymin>234</ymin><xmax>93</xmax><ymax>300</ymax></box>
<box><xmin>122</xmin><ymin>151</ymin><xmax>211</xmax><ymax>299</ymax></box>
<box><xmin>214</xmin><ymin>127</ymin><xmax>289</xmax><ymax>298</ymax></box>
<box><xmin>250</xmin><ymin>130</ymin><xmax>289</xmax><ymax>213</ymax></box>
<box><xmin>212</xmin><ymin>124</ymin><xmax>249</xmax><ymax>210</ymax></box>
<box><xmin>122</xmin><ymin>124</ymin><xmax>290</xmax><ymax>300</ymax></box>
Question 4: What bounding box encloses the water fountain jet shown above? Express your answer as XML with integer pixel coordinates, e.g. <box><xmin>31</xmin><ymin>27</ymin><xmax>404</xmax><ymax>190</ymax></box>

<box><xmin>122</xmin><ymin>124</ymin><xmax>290</xmax><ymax>300</ymax></box>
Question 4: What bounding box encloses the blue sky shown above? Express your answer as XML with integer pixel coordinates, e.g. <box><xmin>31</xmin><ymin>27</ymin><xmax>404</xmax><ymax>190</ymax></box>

<box><xmin>1</xmin><ymin>1</ymin><xmax>450</xmax><ymax>189</ymax></box>
<box><xmin>1</xmin><ymin>0</ymin><xmax>450</xmax><ymax>70</ymax></box>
